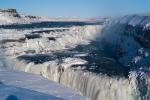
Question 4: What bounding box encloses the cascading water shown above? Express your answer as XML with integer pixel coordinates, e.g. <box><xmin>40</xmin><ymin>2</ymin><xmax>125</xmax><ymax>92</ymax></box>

<box><xmin>4</xmin><ymin>56</ymin><xmax>139</xmax><ymax>100</ymax></box>
<box><xmin>1</xmin><ymin>15</ymin><xmax>150</xmax><ymax>100</ymax></box>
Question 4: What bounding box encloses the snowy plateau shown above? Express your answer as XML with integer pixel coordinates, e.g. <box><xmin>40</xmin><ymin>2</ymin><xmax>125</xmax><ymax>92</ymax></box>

<box><xmin>0</xmin><ymin>9</ymin><xmax>150</xmax><ymax>100</ymax></box>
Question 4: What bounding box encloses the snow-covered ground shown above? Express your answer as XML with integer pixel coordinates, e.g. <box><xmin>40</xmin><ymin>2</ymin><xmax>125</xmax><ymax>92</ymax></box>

<box><xmin>0</xmin><ymin>70</ymin><xmax>86</xmax><ymax>100</ymax></box>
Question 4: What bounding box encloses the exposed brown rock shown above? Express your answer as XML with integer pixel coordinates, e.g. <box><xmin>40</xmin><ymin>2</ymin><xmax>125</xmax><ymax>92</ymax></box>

<box><xmin>25</xmin><ymin>15</ymin><xmax>37</xmax><ymax>19</ymax></box>
<box><xmin>0</xmin><ymin>9</ymin><xmax>17</xmax><ymax>13</ymax></box>
<box><xmin>0</xmin><ymin>9</ymin><xmax>21</xmax><ymax>18</ymax></box>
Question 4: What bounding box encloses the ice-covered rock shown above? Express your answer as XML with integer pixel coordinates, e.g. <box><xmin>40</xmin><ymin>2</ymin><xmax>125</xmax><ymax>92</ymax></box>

<box><xmin>98</xmin><ymin>14</ymin><xmax>150</xmax><ymax>100</ymax></box>
<box><xmin>61</xmin><ymin>58</ymin><xmax>87</xmax><ymax>69</ymax></box>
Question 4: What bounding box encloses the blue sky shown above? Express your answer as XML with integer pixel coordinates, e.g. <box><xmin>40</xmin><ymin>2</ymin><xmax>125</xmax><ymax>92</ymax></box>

<box><xmin>0</xmin><ymin>0</ymin><xmax>150</xmax><ymax>18</ymax></box>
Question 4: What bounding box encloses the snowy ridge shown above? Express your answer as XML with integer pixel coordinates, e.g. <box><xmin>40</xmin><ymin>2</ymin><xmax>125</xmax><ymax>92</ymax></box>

<box><xmin>109</xmin><ymin>14</ymin><xmax>150</xmax><ymax>28</ymax></box>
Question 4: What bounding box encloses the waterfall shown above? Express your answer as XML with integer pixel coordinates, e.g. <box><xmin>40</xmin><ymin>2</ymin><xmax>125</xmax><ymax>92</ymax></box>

<box><xmin>1</xmin><ymin>18</ymin><xmax>150</xmax><ymax>100</ymax></box>
<box><xmin>5</xmin><ymin>58</ymin><xmax>140</xmax><ymax>100</ymax></box>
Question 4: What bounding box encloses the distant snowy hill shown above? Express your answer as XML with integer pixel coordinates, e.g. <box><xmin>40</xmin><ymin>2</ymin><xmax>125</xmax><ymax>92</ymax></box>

<box><xmin>0</xmin><ymin>9</ymin><xmax>42</xmax><ymax>24</ymax></box>
<box><xmin>0</xmin><ymin>9</ymin><xmax>103</xmax><ymax>25</ymax></box>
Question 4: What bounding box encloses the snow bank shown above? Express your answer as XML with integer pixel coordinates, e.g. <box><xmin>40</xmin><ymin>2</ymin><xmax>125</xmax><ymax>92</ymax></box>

<box><xmin>0</xmin><ymin>70</ymin><xmax>86</xmax><ymax>100</ymax></box>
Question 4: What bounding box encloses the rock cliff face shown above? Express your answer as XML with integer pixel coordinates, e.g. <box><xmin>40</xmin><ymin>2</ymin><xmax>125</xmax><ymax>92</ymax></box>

<box><xmin>0</xmin><ymin>9</ymin><xmax>17</xmax><ymax>13</ymax></box>
<box><xmin>0</xmin><ymin>9</ymin><xmax>42</xmax><ymax>24</ymax></box>
<box><xmin>0</xmin><ymin>9</ymin><xmax>20</xmax><ymax>18</ymax></box>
